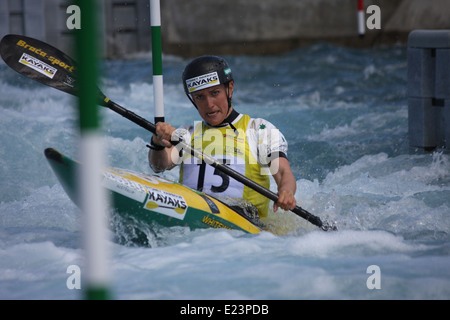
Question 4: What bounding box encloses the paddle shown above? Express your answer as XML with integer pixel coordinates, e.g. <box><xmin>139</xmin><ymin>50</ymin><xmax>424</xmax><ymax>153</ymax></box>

<box><xmin>0</xmin><ymin>34</ymin><xmax>336</xmax><ymax>231</ymax></box>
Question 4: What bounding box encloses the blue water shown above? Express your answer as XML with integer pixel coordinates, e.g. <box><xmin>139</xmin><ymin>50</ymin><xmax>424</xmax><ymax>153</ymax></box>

<box><xmin>1</xmin><ymin>43</ymin><xmax>449</xmax><ymax>300</ymax></box>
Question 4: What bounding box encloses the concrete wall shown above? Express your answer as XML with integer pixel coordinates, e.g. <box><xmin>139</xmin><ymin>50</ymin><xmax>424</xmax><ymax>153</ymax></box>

<box><xmin>161</xmin><ymin>0</ymin><xmax>395</xmax><ymax>56</ymax></box>
<box><xmin>1</xmin><ymin>0</ymin><xmax>450</xmax><ymax>58</ymax></box>
<box><xmin>0</xmin><ymin>0</ymin><xmax>152</xmax><ymax>58</ymax></box>
<box><xmin>161</xmin><ymin>0</ymin><xmax>450</xmax><ymax>57</ymax></box>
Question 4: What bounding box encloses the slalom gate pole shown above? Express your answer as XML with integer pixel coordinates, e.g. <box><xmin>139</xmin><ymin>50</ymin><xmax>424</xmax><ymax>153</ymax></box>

<box><xmin>75</xmin><ymin>0</ymin><xmax>111</xmax><ymax>300</ymax></box>
<box><xmin>357</xmin><ymin>0</ymin><xmax>365</xmax><ymax>38</ymax></box>
<box><xmin>150</xmin><ymin>0</ymin><xmax>165</xmax><ymax>123</ymax></box>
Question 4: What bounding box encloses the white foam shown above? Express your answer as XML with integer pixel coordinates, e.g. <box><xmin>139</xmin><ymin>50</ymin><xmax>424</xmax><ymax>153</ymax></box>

<box><xmin>288</xmin><ymin>230</ymin><xmax>425</xmax><ymax>258</ymax></box>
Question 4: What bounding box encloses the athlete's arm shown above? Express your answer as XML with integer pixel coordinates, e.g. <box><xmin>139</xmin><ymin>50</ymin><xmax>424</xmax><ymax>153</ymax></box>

<box><xmin>148</xmin><ymin>122</ymin><xmax>177</xmax><ymax>173</ymax></box>
<box><xmin>271</xmin><ymin>157</ymin><xmax>297</xmax><ymax>212</ymax></box>
<box><xmin>249</xmin><ymin>118</ymin><xmax>296</xmax><ymax>211</ymax></box>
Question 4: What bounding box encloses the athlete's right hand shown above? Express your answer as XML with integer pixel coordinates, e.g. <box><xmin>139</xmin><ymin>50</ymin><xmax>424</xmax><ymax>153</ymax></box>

<box><xmin>152</xmin><ymin>122</ymin><xmax>176</xmax><ymax>148</ymax></box>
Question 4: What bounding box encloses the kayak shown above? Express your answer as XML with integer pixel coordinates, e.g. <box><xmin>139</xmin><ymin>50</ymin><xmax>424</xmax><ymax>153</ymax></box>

<box><xmin>44</xmin><ymin>148</ymin><xmax>263</xmax><ymax>238</ymax></box>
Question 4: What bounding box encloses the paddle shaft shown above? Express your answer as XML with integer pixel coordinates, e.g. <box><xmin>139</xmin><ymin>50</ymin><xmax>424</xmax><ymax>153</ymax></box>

<box><xmin>0</xmin><ymin>34</ymin><xmax>331</xmax><ymax>231</ymax></box>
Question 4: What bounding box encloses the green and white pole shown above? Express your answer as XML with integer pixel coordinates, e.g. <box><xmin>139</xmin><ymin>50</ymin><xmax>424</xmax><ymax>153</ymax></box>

<box><xmin>75</xmin><ymin>0</ymin><xmax>111</xmax><ymax>300</ymax></box>
<box><xmin>150</xmin><ymin>0</ymin><xmax>165</xmax><ymax>123</ymax></box>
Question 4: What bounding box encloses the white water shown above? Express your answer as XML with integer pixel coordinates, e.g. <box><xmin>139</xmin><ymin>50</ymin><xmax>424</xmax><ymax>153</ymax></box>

<box><xmin>1</xmin><ymin>44</ymin><xmax>449</xmax><ymax>300</ymax></box>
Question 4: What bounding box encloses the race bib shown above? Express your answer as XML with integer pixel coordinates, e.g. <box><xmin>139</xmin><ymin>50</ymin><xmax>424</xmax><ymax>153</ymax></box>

<box><xmin>182</xmin><ymin>156</ymin><xmax>245</xmax><ymax>198</ymax></box>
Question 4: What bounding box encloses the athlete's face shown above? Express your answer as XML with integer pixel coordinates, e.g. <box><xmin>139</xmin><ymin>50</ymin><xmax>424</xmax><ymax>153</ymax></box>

<box><xmin>191</xmin><ymin>82</ymin><xmax>234</xmax><ymax>126</ymax></box>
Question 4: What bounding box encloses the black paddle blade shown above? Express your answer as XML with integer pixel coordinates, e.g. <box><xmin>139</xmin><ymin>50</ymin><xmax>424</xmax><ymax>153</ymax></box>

<box><xmin>0</xmin><ymin>34</ymin><xmax>78</xmax><ymax>96</ymax></box>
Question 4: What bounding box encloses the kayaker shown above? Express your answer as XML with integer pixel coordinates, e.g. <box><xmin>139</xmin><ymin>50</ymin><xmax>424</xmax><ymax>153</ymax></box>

<box><xmin>148</xmin><ymin>55</ymin><xmax>296</xmax><ymax>218</ymax></box>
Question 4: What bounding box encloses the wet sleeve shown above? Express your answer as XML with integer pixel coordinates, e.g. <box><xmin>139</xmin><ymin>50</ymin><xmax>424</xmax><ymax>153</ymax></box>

<box><xmin>249</xmin><ymin>118</ymin><xmax>288</xmax><ymax>166</ymax></box>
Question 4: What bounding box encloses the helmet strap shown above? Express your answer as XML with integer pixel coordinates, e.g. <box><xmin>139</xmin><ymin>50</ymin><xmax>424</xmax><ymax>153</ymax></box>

<box><xmin>225</xmin><ymin>82</ymin><xmax>232</xmax><ymax>110</ymax></box>
<box><xmin>187</xmin><ymin>95</ymin><xmax>198</xmax><ymax>109</ymax></box>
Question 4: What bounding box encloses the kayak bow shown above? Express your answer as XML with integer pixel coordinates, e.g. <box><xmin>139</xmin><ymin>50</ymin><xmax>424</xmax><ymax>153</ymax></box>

<box><xmin>44</xmin><ymin>148</ymin><xmax>263</xmax><ymax>235</ymax></box>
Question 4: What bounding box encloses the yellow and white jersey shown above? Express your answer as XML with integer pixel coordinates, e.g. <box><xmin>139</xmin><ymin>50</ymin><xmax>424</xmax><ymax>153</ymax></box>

<box><xmin>178</xmin><ymin>110</ymin><xmax>288</xmax><ymax>217</ymax></box>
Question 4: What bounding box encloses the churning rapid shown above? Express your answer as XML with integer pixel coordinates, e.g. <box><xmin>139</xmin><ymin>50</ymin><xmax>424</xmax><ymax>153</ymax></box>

<box><xmin>0</xmin><ymin>43</ymin><xmax>449</xmax><ymax>299</ymax></box>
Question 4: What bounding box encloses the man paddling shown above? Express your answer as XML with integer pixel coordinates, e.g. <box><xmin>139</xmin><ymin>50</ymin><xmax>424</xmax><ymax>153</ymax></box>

<box><xmin>148</xmin><ymin>56</ymin><xmax>296</xmax><ymax>218</ymax></box>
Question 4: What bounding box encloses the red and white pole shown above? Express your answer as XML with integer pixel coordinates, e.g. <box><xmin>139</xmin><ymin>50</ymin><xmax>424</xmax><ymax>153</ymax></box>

<box><xmin>357</xmin><ymin>0</ymin><xmax>365</xmax><ymax>38</ymax></box>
